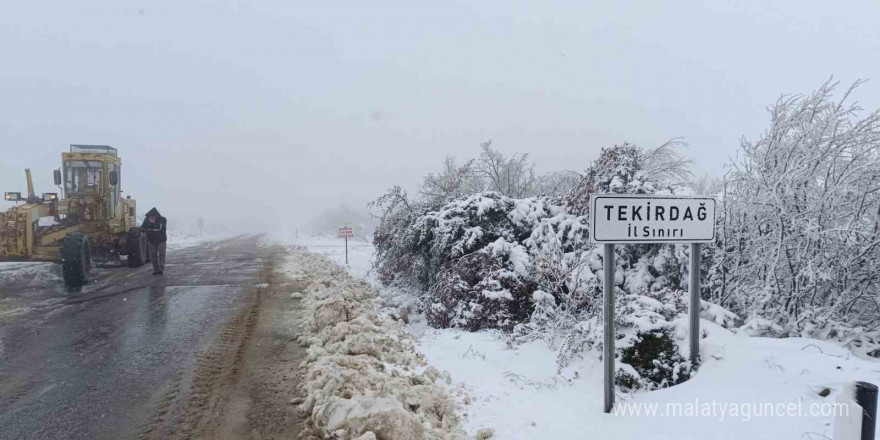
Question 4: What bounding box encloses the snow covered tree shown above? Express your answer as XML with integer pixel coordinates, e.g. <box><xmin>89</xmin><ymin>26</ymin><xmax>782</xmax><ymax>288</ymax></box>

<box><xmin>370</xmin><ymin>185</ymin><xmax>425</xmax><ymax>286</ymax></box>
<box><xmin>720</xmin><ymin>79</ymin><xmax>880</xmax><ymax>350</ymax></box>
<box><xmin>640</xmin><ymin>139</ymin><xmax>693</xmax><ymax>186</ymax></box>
<box><xmin>419</xmin><ymin>156</ymin><xmax>481</xmax><ymax>209</ymax></box>
<box><xmin>416</xmin><ymin>141</ymin><xmax>573</xmax><ymax>210</ymax></box>
<box><xmin>473</xmin><ymin>140</ymin><xmax>538</xmax><ymax>198</ymax></box>
<box><xmin>688</xmin><ymin>174</ymin><xmax>724</xmax><ymax>197</ymax></box>
<box><xmin>534</xmin><ymin>170</ymin><xmax>582</xmax><ymax>199</ymax></box>
<box><xmin>565</xmin><ymin>140</ymin><xmax>691</xmax><ymax>215</ymax></box>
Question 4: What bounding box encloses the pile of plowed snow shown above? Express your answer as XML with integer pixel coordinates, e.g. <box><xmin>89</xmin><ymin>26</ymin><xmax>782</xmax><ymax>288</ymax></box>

<box><xmin>284</xmin><ymin>246</ymin><xmax>470</xmax><ymax>440</ymax></box>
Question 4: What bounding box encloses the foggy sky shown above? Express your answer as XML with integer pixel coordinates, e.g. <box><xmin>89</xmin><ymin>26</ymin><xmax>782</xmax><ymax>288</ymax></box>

<box><xmin>2</xmin><ymin>0</ymin><xmax>879</xmax><ymax>232</ymax></box>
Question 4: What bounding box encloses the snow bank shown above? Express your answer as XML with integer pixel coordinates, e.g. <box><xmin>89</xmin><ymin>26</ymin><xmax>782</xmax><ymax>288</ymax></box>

<box><xmin>283</xmin><ymin>247</ymin><xmax>469</xmax><ymax>440</ymax></box>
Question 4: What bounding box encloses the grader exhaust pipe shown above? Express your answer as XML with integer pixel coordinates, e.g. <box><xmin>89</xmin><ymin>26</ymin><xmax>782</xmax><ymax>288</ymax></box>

<box><xmin>25</xmin><ymin>169</ymin><xmax>35</xmax><ymax>200</ymax></box>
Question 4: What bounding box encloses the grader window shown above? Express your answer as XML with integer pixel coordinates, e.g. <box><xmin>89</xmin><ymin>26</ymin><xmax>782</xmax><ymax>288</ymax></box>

<box><xmin>64</xmin><ymin>161</ymin><xmax>103</xmax><ymax>194</ymax></box>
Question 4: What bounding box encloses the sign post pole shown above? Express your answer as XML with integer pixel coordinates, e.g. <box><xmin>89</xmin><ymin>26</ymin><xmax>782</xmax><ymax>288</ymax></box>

<box><xmin>689</xmin><ymin>242</ymin><xmax>701</xmax><ymax>366</ymax></box>
<box><xmin>338</xmin><ymin>227</ymin><xmax>353</xmax><ymax>266</ymax></box>
<box><xmin>603</xmin><ymin>243</ymin><xmax>616</xmax><ymax>414</ymax></box>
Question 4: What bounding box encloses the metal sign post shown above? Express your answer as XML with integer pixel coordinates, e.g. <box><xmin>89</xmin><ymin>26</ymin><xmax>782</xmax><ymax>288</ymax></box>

<box><xmin>590</xmin><ymin>194</ymin><xmax>716</xmax><ymax>414</ymax></box>
<box><xmin>603</xmin><ymin>243</ymin><xmax>615</xmax><ymax>414</ymax></box>
<box><xmin>689</xmin><ymin>242</ymin><xmax>701</xmax><ymax>366</ymax></box>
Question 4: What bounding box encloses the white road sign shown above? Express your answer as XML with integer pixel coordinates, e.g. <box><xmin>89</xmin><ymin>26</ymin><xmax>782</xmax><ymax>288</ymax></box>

<box><xmin>590</xmin><ymin>194</ymin><xmax>716</xmax><ymax>243</ymax></box>
<box><xmin>337</xmin><ymin>227</ymin><xmax>353</xmax><ymax>238</ymax></box>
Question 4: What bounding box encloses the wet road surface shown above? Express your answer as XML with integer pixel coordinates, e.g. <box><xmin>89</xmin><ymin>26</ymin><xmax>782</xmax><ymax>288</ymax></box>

<box><xmin>0</xmin><ymin>235</ymin><xmax>277</xmax><ymax>440</ymax></box>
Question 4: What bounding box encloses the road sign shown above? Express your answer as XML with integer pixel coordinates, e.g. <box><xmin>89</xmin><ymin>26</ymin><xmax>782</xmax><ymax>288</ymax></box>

<box><xmin>338</xmin><ymin>227</ymin><xmax>353</xmax><ymax>265</ymax></box>
<box><xmin>590</xmin><ymin>194</ymin><xmax>716</xmax><ymax>244</ymax></box>
<box><xmin>590</xmin><ymin>194</ymin><xmax>717</xmax><ymax>413</ymax></box>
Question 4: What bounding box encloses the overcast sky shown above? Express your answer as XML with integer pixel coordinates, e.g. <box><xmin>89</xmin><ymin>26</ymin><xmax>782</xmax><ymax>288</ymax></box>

<box><xmin>1</xmin><ymin>0</ymin><xmax>879</xmax><ymax>232</ymax></box>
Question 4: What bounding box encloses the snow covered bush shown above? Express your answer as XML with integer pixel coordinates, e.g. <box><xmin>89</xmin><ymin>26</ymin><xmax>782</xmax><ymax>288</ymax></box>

<box><xmin>617</xmin><ymin>329</ymin><xmax>691</xmax><ymax>391</ymax></box>
<box><xmin>372</xmin><ymin>186</ymin><xmax>596</xmax><ymax>350</ymax></box>
<box><xmin>565</xmin><ymin>140</ymin><xmax>690</xmax><ymax>215</ymax></box>
<box><xmin>717</xmin><ymin>80</ymin><xmax>880</xmax><ymax>354</ymax></box>
<box><xmin>613</xmin><ymin>288</ymin><xmax>697</xmax><ymax>391</ymax></box>
<box><xmin>374</xmin><ymin>190</ymin><xmax>592</xmax><ymax>332</ymax></box>
<box><xmin>518</xmin><ymin>144</ymin><xmax>737</xmax><ymax>390</ymax></box>
<box><xmin>425</xmin><ymin>252</ymin><xmax>537</xmax><ymax>331</ymax></box>
<box><xmin>372</xmin><ymin>141</ymin><xmax>741</xmax><ymax>391</ymax></box>
<box><xmin>547</xmin><ymin>285</ymin><xmax>736</xmax><ymax>391</ymax></box>
<box><xmin>371</xmin><ymin>185</ymin><xmax>424</xmax><ymax>287</ymax></box>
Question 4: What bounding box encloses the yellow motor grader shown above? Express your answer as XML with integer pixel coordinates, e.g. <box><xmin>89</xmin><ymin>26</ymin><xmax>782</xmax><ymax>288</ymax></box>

<box><xmin>0</xmin><ymin>145</ymin><xmax>149</xmax><ymax>287</ymax></box>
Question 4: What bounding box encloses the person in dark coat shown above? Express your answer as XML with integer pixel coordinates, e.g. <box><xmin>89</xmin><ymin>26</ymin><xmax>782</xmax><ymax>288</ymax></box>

<box><xmin>141</xmin><ymin>207</ymin><xmax>168</xmax><ymax>275</ymax></box>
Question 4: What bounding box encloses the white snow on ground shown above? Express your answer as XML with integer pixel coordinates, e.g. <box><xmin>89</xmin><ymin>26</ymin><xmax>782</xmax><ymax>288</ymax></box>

<box><xmin>0</xmin><ymin>262</ymin><xmax>62</xmax><ymax>320</ymax></box>
<box><xmin>270</xmin><ymin>232</ymin><xmax>374</xmax><ymax>280</ymax></box>
<box><xmin>271</xmin><ymin>235</ymin><xmax>880</xmax><ymax>440</ymax></box>
<box><xmin>418</xmin><ymin>326</ymin><xmax>880</xmax><ymax>440</ymax></box>
<box><xmin>279</xmin><ymin>247</ymin><xmax>468</xmax><ymax>440</ymax></box>
<box><xmin>0</xmin><ymin>262</ymin><xmax>61</xmax><ymax>286</ymax></box>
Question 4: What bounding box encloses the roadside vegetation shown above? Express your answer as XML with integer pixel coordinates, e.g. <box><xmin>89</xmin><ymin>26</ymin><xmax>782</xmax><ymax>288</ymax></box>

<box><xmin>368</xmin><ymin>80</ymin><xmax>880</xmax><ymax>392</ymax></box>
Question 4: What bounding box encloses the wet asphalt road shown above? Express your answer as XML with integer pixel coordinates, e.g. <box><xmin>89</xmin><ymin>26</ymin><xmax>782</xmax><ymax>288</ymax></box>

<box><xmin>0</xmin><ymin>235</ymin><xmax>266</xmax><ymax>440</ymax></box>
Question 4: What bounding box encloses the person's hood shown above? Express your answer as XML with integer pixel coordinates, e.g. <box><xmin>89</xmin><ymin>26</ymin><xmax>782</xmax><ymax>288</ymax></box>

<box><xmin>146</xmin><ymin>207</ymin><xmax>161</xmax><ymax>218</ymax></box>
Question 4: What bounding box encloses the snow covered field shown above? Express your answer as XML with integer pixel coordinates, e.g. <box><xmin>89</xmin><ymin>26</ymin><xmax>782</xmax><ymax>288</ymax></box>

<box><xmin>270</xmin><ymin>232</ymin><xmax>374</xmax><ymax>280</ymax></box>
<box><xmin>419</xmin><ymin>326</ymin><xmax>880</xmax><ymax>440</ymax></box>
<box><xmin>272</xmin><ymin>236</ymin><xmax>880</xmax><ymax>440</ymax></box>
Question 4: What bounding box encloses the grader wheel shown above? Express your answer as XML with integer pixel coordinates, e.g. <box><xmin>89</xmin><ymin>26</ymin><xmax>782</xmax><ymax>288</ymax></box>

<box><xmin>126</xmin><ymin>228</ymin><xmax>148</xmax><ymax>268</ymax></box>
<box><xmin>61</xmin><ymin>232</ymin><xmax>91</xmax><ymax>287</ymax></box>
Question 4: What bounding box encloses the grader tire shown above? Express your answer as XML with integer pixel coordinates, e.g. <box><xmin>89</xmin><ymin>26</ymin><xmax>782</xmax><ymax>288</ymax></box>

<box><xmin>126</xmin><ymin>228</ymin><xmax>148</xmax><ymax>268</ymax></box>
<box><xmin>62</xmin><ymin>232</ymin><xmax>91</xmax><ymax>287</ymax></box>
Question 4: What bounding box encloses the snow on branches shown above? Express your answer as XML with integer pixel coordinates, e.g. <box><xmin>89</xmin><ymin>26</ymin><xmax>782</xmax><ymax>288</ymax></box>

<box><xmin>371</xmin><ymin>81</ymin><xmax>880</xmax><ymax>396</ymax></box>
<box><xmin>371</xmin><ymin>146</ymin><xmax>735</xmax><ymax>390</ymax></box>
<box><xmin>719</xmin><ymin>79</ymin><xmax>880</xmax><ymax>353</ymax></box>
<box><xmin>565</xmin><ymin>141</ymin><xmax>691</xmax><ymax>215</ymax></box>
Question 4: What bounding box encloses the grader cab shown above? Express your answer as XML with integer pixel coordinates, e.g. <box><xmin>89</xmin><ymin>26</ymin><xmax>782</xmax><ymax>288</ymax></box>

<box><xmin>0</xmin><ymin>145</ymin><xmax>149</xmax><ymax>287</ymax></box>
